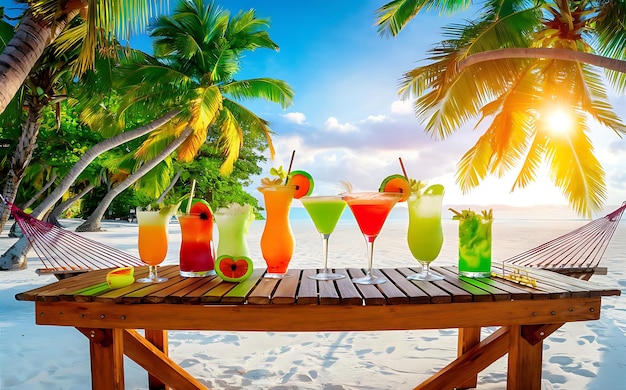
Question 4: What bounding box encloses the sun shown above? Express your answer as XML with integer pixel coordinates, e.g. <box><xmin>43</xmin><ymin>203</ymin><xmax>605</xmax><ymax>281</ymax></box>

<box><xmin>544</xmin><ymin>109</ymin><xmax>574</xmax><ymax>134</ymax></box>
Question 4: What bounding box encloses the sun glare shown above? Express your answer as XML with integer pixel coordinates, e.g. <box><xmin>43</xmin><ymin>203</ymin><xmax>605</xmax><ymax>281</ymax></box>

<box><xmin>545</xmin><ymin>109</ymin><xmax>573</xmax><ymax>134</ymax></box>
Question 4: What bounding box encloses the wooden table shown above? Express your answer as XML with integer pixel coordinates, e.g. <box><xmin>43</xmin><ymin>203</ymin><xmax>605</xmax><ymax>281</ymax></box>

<box><xmin>16</xmin><ymin>264</ymin><xmax>620</xmax><ymax>390</ymax></box>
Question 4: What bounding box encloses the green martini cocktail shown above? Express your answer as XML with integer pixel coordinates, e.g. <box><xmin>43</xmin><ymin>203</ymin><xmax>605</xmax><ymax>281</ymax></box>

<box><xmin>300</xmin><ymin>195</ymin><xmax>347</xmax><ymax>280</ymax></box>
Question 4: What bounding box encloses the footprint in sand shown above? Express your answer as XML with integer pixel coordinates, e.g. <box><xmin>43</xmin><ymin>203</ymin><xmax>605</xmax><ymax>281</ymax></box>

<box><xmin>243</xmin><ymin>368</ymin><xmax>273</xmax><ymax>380</ymax></box>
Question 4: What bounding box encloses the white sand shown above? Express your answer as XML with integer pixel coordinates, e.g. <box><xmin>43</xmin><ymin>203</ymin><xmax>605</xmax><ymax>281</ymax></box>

<box><xmin>0</xmin><ymin>211</ymin><xmax>624</xmax><ymax>390</ymax></box>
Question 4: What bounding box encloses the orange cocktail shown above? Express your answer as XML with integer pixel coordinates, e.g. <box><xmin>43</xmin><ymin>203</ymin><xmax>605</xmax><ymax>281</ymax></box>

<box><xmin>258</xmin><ymin>185</ymin><xmax>296</xmax><ymax>277</ymax></box>
<box><xmin>137</xmin><ymin>210</ymin><xmax>171</xmax><ymax>283</ymax></box>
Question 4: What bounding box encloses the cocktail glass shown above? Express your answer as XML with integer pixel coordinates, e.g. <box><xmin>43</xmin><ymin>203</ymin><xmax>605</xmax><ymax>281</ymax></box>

<box><xmin>258</xmin><ymin>185</ymin><xmax>296</xmax><ymax>278</ymax></box>
<box><xmin>136</xmin><ymin>210</ymin><xmax>171</xmax><ymax>283</ymax></box>
<box><xmin>300</xmin><ymin>195</ymin><xmax>347</xmax><ymax>280</ymax></box>
<box><xmin>178</xmin><ymin>213</ymin><xmax>216</xmax><ymax>277</ymax></box>
<box><xmin>406</xmin><ymin>189</ymin><xmax>445</xmax><ymax>281</ymax></box>
<box><xmin>215</xmin><ymin>203</ymin><xmax>255</xmax><ymax>258</ymax></box>
<box><xmin>458</xmin><ymin>213</ymin><xmax>493</xmax><ymax>278</ymax></box>
<box><xmin>341</xmin><ymin>192</ymin><xmax>402</xmax><ymax>284</ymax></box>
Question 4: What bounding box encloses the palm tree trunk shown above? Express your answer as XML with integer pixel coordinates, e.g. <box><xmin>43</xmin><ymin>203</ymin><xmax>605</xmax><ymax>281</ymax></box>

<box><xmin>458</xmin><ymin>48</ymin><xmax>626</xmax><ymax>74</ymax></box>
<box><xmin>156</xmin><ymin>169</ymin><xmax>181</xmax><ymax>204</ymax></box>
<box><xmin>76</xmin><ymin>127</ymin><xmax>194</xmax><ymax>232</ymax></box>
<box><xmin>47</xmin><ymin>183</ymin><xmax>94</xmax><ymax>227</ymax></box>
<box><xmin>0</xmin><ymin>106</ymin><xmax>44</xmax><ymax>231</ymax></box>
<box><xmin>0</xmin><ymin>10</ymin><xmax>75</xmax><ymax>115</ymax></box>
<box><xmin>30</xmin><ymin>110</ymin><xmax>179</xmax><ymax>219</ymax></box>
<box><xmin>0</xmin><ymin>111</ymin><xmax>179</xmax><ymax>270</ymax></box>
<box><xmin>21</xmin><ymin>172</ymin><xmax>58</xmax><ymax>210</ymax></box>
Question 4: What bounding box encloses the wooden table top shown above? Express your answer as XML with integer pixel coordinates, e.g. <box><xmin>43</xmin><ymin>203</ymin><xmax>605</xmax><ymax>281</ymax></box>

<box><xmin>16</xmin><ymin>264</ymin><xmax>621</xmax><ymax>306</ymax></box>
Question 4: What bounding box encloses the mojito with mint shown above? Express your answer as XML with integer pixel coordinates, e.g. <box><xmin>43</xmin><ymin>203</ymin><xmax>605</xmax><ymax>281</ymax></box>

<box><xmin>453</xmin><ymin>209</ymin><xmax>493</xmax><ymax>278</ymax></box>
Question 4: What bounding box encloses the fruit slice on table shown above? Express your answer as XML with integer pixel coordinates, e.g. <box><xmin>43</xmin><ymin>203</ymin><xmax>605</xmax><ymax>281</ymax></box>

<box><xmin>288</xmin><ymin>170</ymin><xmax>314</xmax><ymax>199</ymax></box>
<box><xmin>215</xmin><ymin>255</ymin><xmax>254</xmax><ymax>282</ymax></box>
<box><xmin>106</xmin><ymin>266</ymin><xmax>135</xmax><ymax>289</ymax></box>
<box><xmin>379</xmin><ymin>174</ymin><xmax>411</xmax><ymax>202</ymax></box>
<box><xmin>189</xmin><ymin>199</ymin><xmax>213</xmax><ymax>220</ymax></box>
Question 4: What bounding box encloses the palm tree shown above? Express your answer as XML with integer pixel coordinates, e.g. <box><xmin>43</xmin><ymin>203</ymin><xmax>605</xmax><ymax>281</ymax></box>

<box><xmin>0</xmin><ymin>0</ymin><xmax>168</xmax><ymax>115</ymax></box>
<box><xmin>376</xmin><ymin>0</ymin><xmax>626</xmax><ymax>217</ymax></box>
<box><xmin>74</xmin><ymin>0</ymin><xmax>294</xmax><ymax>231</ymax></box>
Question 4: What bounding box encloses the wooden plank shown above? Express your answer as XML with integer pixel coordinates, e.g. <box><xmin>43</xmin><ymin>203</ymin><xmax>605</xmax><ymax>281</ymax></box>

<box><xmin>110</xmin><ymin>268</ymin><xmax>183</xmax><ymax>304</ymax></box>
<box><xmin>221</xmin><ymin>268</ymin><xmax>265</xmax><ymax>304</ymax></box>
<box><xmin>434</xmin><ymin>267</ymin><xmax>506</xmax><ymax>302</ymax></box>
<box><xmin>456</xmin><ymin>327</ymin><xmax>482</xmax><ymax>389</ymax></box>
<box><xmin>374</xmin><ymin>269</ymin><xmax>410</xmax><ymax>304</ymax></box>
<box><xmin>145</xmin><ymin>329</ymin><xmax>167</xmax><ymax>389</ymax></box>
<box><xmin>347</xmin><ymin>268</ymin><xmax>385</xmax><ymax>305</ymax></box>
<box><xmin>179</xmin><ymin>276</ymin><xmax>225</xmax><ymax>303</ymax></box>
<box><xmin>271</xmin><ymin>269</ymin><xmax>301</xmax><ymax>305</ymax></box>
<box><xmin>381</xmin><ymin>268</ymin><xmax>430</xmax><ymax>304</ymax></box>
<box><xmin>416</xmin><ymin>327</ymin><xmax>509</xmax><ymax>390</ymax></box>
<box><xmin>297</xmin><ymin>269</ymin><xmax>319</xmax><ymax>305</ymax></box>
<box><xmin>395</xmin><ymin>267</ymin><xmax>452</xmax><ymax>303</ymax></box>
<box><xmin>333</xmin><ymin>269</ymin><xmax>363</xmax><ymax>306</ymax></box>
<box><xmin>35</xmin><ymin>297</ymin><xmax>603</xmax><ymax>331</ymax></box>
<box><xmin>491</xmin><ymin>264</ymin><xmax>578</xmax><ymax>299</ymax></box>
<box><xmin>164</xmin><ymin>277</ymin><xmax>214</xmax><ymax>304</ymax></box>
<box><xmin>507</xmin><ymin>325</ymin><xmax>543</xmax><ymax>390</ymax></box>
<box><xmin>316</xmin><ymin>270</ymin><xmax>341</xmax><ymax>305</ymax></box>
<box><xmin>247</xmin><ymin>276</ymin><xmax>280</xmax><ymax>305</ymax></box>
<box><xmin>441</xmin><ymin>266</ymin><xmax>534</xmax><ymax>301</ymax></box>
<box><xmin>123</xmin><ymin>329</ymin><xmax>205</xmax><ymax>389</ymax></box>
<box><xmin>77</xmin><ymin>328</ymin><xmax>125</xmax><ymax>390</ymax></box>
<box><xmin>200</xmin><ymin>282</ymin><xmax>238</xmax><ymax>303</ymax></box>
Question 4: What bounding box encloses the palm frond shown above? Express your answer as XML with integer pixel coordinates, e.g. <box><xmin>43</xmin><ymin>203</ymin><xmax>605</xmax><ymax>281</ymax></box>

<box><xmin>542</xmin><ymin>115</ymin><xmax>606</xmax><ymax>218</ymax></box>
<box><xmin>455</xmin><ymin>133</ymin><xmax>493</xmax><ymax>192</ymax></box>
<box><xmin>221</xmin><ymin>78</ymin><xmax>294</xmax><ymax>109</ymax></box>
<box><xmin>375</xmin><ymin>0</ymin><xmax>471</xmax><ymax>37</ymax></box>
<box><xmin>216</xmin><ymin>110</ymin><xmax>242</xmax><ymax>175</ymax></box>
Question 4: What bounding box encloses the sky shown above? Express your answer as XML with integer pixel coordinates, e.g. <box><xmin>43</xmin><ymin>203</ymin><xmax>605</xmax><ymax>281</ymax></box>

<box><xmin>216</xmin><ymin>1</ymin><xmax>626</xmax><ymax>211</ymax></box>
<box><xmin>2</xmin><ymin>0</ymin><xmax>626</xmax><ymax>212</ymax></box>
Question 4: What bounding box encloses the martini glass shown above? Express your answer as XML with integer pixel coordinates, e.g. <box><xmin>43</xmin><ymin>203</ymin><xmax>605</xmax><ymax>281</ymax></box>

<box><xmin>342</xmin><ymin>192</ymin><xmax>402</xmax><ymax>284</ymax></box>
<box><xmin>300</xmin><ymin>195</ymin><xmax>347</xmax><ymax>280</ymax></box>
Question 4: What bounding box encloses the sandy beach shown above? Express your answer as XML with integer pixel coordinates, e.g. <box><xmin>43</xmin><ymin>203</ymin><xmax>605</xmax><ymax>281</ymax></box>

<box><xmin>1</xmin><ymin>207</ymin><xmax>624</xmax><ymax>390</ymax></box>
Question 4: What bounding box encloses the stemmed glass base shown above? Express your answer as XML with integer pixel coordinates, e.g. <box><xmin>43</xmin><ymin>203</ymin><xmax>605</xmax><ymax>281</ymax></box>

<box><xmin>308</xmin><ymin>233</ymin><xmax>346</xmax><ymax>281</ymax></box>
<box><xmin>352</xmin><ymin>273</ymin><xmax>386</xmax><ymax>284</ymax></box>
<box><xmin>137</xmin><ymin>265</ymin><xmax>168</xmax><ymax>283</ymax></box>
<box><xmin>309</xmin><ymin>271</ymin><xmax>345</xmax><ymax>281</ymax></box>
<box><xmin>264</xmin><ymin>273</ymin><xmax>291</xmax><ymax>279</ymax></box>
<box><xmin>406</xmin><ymin>262</ymin><xmax>444</xmax><ymax>281</ymax></box>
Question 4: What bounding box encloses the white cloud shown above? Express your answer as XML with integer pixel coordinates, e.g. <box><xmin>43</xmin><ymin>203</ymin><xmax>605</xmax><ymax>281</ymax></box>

<box><xmin>324</xmin><ymin>116</ymin><xmax>358</xmax><ymax>133</ymax></box>
<box><xmin>283</xmin><ymin>112</ymin><xmax>308</xmax><ymax>125</ymax></box>
<box><xmin>391</xmin><ymin>100</ymin><xmax>413</xmax><ymax>115</ymax></box>
<box><xmin>362</xmin><ymin>114</ymin><xmax>386</xmax><ymax>123</ymax></box>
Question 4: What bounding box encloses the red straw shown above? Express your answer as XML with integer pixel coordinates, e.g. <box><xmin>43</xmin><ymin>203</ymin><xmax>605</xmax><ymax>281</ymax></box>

<box><xmin>285</xmin><ymin>150</ymin><xmax>296</xmax><ymax>184</ymax></box>
<box><xmin>398</xmin><ymin>157</ymin><xmax>409</xmax><ymax>179</ymax></box>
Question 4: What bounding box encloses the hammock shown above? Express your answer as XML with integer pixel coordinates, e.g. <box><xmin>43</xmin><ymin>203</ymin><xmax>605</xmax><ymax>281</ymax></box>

<box><xmin>5</xmin><ymin>200</ymin><xmax>143</xmax><ymax>279</ymax></box>
<box><xmin>502</xmin><ymin>202</ymin><xmax>626</xmax><ymax>280</ymax></box>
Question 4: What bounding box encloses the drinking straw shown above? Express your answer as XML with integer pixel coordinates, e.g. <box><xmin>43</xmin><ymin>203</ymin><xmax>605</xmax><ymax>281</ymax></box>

<box><xmin>186</xmin><ymin>179</ymin><xmax>196</xmax><ymax>214</ymax></box>
<box><xmin>398</xmin><ymin>157</ymin><xmax>409</xmax><ymax>180</ymax></box>
<box><xmin>284</xmin><ymin>150</ymin><xmax>296</xmax><ymax>185</ymax></box>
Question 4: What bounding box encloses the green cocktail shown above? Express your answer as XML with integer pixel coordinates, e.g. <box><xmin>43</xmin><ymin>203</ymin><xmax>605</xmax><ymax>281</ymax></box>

<box><xmin>300</xmin><ymin>195</ymin><xmax>346</xmax><ymax>280</ymax></box>
<box><xmin>455</xmin><ymin>209</ymin><xmax>493</xmax><ymax>278</ymax></box>
<box><xmin>406</xmin><ymin>184</ymin><xmax>445</xmax><ymax>281</ymax></box>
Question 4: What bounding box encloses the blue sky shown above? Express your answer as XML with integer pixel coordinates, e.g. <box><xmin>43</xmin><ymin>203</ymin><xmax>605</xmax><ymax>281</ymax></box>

<box><xmin>215</xmin><ymin>1</ymin><xmax>626</xmax><ymax>211</ymax></box>
<box><xmin>2</xmin><ymin>0</ymin><xmax>625</xmax><ymax>211</ymax></box>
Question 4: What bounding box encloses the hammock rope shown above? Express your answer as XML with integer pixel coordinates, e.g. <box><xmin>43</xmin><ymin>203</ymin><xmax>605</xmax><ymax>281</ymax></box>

<box><xmin>5</xmin><ymin>199</ymin><xmax>143</xmax><ymax>276</ymax></box>
<box><xmin>503</xmin><ymin>202</ymin><xmax>625</xmax><ymax>279</ymax></box>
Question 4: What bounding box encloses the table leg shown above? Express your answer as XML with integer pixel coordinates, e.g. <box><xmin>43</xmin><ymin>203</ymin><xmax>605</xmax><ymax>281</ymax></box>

<box><xmin>457</xmin><ymin>327</ymin><xmax>481</xmax><ymax>389</ymax></box>
<box><xmin>507</xmin><ymin>325</ymin><xmax>543</xmax><ymax>390</ymax></box>
<box><xmin>77</xmin><ymin>328</ymin><xmax>125</xmax><ymax>390</ymax></box>
<box><xmin>146</xmin><ymin>329</ymin><xmax>168</xmax><ymax>390</ymax></box>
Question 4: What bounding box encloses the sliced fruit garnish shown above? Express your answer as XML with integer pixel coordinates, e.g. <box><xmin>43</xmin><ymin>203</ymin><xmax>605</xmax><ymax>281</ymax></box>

<box><xmin>379</xmin><ymin>174</ymin><xmax>411</xmax><ymax>202</ymax></box>
<box><xmin>424</xmin><ymin>184</ymin><xmax>445</xmax><ymax>196</ymax></box>
<box><xmin>215</xmin><ymin>255</ymin><xmax>254</xmax><ymax>282</ymax></box>
<box><xmin>189</xmin><ymin>199</ymin><xmax>213</xmax><ymax>220</ymax></box>
<box><xmin>288</xmin><ymin>170</ymin><xmax>314</xmax><ymax>199</ymax></box>
<box><xmin>106</xmin><ymin>267</ymin><xmax>135</xmax><ymax>289</ymax></box>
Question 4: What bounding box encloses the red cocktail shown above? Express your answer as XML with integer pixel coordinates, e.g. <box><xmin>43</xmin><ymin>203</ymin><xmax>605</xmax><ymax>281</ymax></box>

<box><xmin>342</xmin><ymin>192</ymin><xmax>402</xmax><ymax>284</ymax></box>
